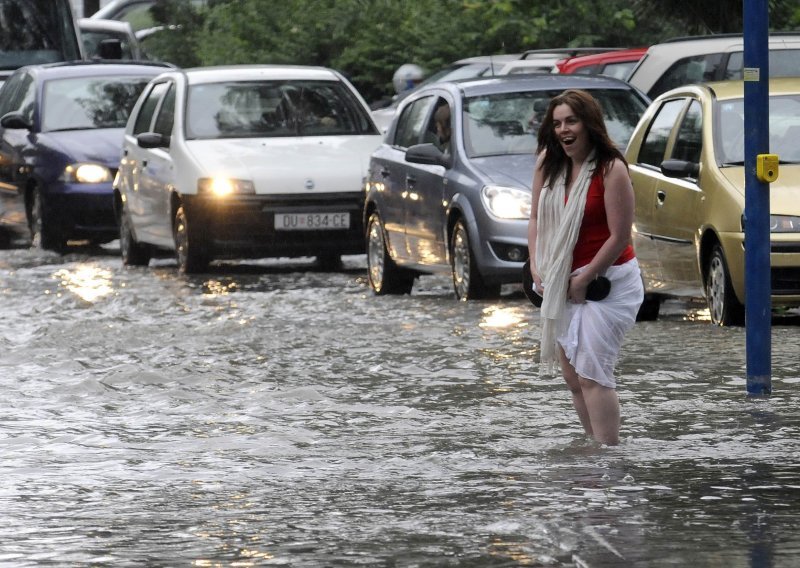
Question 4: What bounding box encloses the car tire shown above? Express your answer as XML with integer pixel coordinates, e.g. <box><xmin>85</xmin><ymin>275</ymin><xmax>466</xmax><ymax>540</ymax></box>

<box><xmin>706</xmin><ymin>244</ymin><xmax>744</xmax><ymax>326</ymax></box>
<box><xmin>450</xmin><ymin>219</ymin><xmax>500</xmax><ymax>300</ymax></box>
<box><xmin>174</xmin><ymin>204</ymin><xmax>209</xmax><ymax>274</ymax></box>
<box><xmin>120</xmin><ymin>206</ymin><xmax>151</xmax><ymax>267</ymax></box>
<box><xmin>366</xmin><ymin>211</ymin><xmax>414</xmax><ymax>295</ymax></box>
<box><xmin>29</xmin><ymin>188</ymin><xmax>65</xmax><ymax>252</ymax></box>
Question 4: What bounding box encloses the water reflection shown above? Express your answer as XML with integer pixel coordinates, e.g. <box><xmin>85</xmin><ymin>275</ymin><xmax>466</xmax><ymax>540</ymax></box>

<box><xmin>52</xmin><ymin>263</ymin><xmax>113</xmax><ymax>302</ymax></box>
<box><xmin>480</xmin><ymin>305</ymin><xmax>526</xmax><ymax>329</ymax></box>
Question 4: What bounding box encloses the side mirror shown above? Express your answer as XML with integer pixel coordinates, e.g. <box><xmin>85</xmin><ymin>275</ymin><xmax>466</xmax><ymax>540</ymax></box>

<box><xmin>0</xmin><ymin>112</ymin><xmax>32</xmax><ymax>130</ymax></box>
<box><xmin>405</xmin><ymin>143</ymin><xmax>451</xmax><ymax>168</ymax></box>
<box><xmin>98</xmin><ymin>38</ymin><xmax>123</xmax><ymax>60</ymax></box>
<box><xmin>661</xmin><ymin>159</ymin><xmax>699</xmax><ymax>179</ymax></box>
<box><xmin>137</xmin><ymin>132</ymin><xmax>169</xmax><ymax>149</ymax></box>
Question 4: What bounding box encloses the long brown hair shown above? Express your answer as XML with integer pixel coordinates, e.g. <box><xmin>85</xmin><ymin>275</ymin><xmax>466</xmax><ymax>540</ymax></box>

<box><xmin>536</xmin><ymin>89</ymin><xmax>627</xmax><ymax>187</ymax></box>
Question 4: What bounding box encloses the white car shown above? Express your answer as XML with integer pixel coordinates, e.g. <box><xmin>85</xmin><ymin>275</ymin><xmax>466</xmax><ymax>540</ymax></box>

<box><xmin>114</xmin><ymin>65</ymin><xmax>382</xmax><ymax>272</ymax></box>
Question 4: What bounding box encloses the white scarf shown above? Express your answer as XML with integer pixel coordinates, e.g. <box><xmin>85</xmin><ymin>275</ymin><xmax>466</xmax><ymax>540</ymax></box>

<box><xmin>535</xmin><ymin>152</ymin><xmax>597</xmax><ymax>373</ymax></box>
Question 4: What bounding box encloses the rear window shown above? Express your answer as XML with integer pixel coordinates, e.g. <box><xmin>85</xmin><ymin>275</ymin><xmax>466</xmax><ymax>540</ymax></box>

<box><xmin>185</xmin><ymin>80</ymin><xmax>378</xmax><ymax>139</ymax></box>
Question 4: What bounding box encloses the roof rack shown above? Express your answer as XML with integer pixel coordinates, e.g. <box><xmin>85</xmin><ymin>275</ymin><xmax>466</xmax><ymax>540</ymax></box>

<box><xmin>520</xmin><ymin>47</ymin><xmax>623</xmax><ymax>60</ymax></box>
<box><xmin>661</xmin><ymin>31</ymin><xmax>800</xmax><ymax>44</ymax></box>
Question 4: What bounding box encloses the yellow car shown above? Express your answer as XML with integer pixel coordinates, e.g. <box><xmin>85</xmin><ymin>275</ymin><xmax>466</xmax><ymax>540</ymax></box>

<box><xmin>625</xmin><ymin>78</ymin><xmax>800</xmax><ymax>325</ymax></box>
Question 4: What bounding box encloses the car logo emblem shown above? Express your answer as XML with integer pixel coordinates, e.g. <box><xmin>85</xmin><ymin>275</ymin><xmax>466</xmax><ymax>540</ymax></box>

<box><xmin>304</xmin><ymin>179</ymin><xmax>315</xmax><ymax>190</ymax></box>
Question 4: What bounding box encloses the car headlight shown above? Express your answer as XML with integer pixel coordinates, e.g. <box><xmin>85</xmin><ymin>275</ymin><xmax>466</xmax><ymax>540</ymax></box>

<box><xmin>481</xmin><ymin>185</ymin><xmax>531</xmax><ymax>219</ymax></box>
<box><xmin>197</xmin><ymin>178</ymin><xmax>256</xmax><ymax>196</ymax></box>
<box><xmin>770</xmin><ymin>215</ymin><xmax>800</xmax><ymax>233</ymax></box>
<box><xmin>61</xmin><ymin>163</ymin><xmax>113</xmax><ymax>184</ymax></box>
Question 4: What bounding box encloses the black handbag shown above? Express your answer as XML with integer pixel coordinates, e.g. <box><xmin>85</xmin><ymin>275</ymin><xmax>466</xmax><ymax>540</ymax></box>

<box><xmin>522</xmin><ymin>259</ymin><xmax>610</xmax><ymax>306</ymax></box>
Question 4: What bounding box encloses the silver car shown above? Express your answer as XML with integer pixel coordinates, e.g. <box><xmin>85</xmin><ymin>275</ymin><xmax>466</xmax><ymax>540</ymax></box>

<box><xmin>364</xmin><ymin>74</ymin><xmax>649</xmax><ymax>300</ymax></box>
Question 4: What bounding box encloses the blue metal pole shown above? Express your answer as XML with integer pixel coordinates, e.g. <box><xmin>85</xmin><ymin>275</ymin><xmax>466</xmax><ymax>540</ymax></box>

<box><xmin>743</xmin><ymin>0</ymin><xmax>772</xmax><ymax>395</ymax></box>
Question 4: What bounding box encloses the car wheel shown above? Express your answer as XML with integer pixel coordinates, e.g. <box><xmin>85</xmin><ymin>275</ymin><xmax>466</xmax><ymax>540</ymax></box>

<box><xmin>119</xmin><ymin>206</ymin><xmax>151</xmax><ymax>267</ymax></box>
<box><xmin>366</xmin><ymin>211</ymin><xmax>414</xmax><ymax>294</ymax></box>
<box><xmin>450</xmin><ymin>219</ymin><xmax>500</xmax><ymax>300</ymax></box>
<box><xmin>174</xmin><ymin>204</ymin><xmax>209</xmax><ymax>273</ymax></box>
<box><xmin>706</xmin><ymin>244</ymin><xmax>744</xmax><ymax>326</ymax></box>
<box><xmin>29</xmin><ymin>188</ymin><xmax>65</xmax><ymax>252</ymax></box>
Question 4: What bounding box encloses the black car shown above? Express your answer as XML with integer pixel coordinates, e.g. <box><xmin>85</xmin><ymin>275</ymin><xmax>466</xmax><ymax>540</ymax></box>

<box><xmin>0</xmin><ymin>61</ymin><xmax>168</xmax><ymax>250</ymax></box>
<box><xmin>364</xmin><ymin>74</ymin><xmax>650</xmax><ymax>299</ymax></box>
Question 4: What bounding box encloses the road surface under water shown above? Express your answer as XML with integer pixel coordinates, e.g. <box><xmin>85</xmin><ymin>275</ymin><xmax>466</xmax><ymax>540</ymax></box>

<box><xmin>0</xmin><ymin>244</ymin><xmax>799</xmax><ymax>566</ymax></box>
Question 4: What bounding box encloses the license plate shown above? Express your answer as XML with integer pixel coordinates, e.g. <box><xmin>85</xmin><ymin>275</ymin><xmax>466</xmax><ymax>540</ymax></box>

<box><xmin>274</xmin><ymin>212</ymin><xmax>350</xmax><ymax>230</ymax></box>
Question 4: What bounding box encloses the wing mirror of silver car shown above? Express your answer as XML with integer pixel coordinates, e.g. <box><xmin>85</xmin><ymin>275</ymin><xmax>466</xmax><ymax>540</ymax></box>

<box><xmin>405</xmin><ymin>143</ymin><xmax>452</xmax><ymax>169</ymax></box>
<box><xmin>137</xmin><ymin>132</ymin><xmax>170</xmax><ymax>149</ymax></box>
<box><xmin>660</xmin><ymin>159</ymin><xmax>699</xmax><ymax>179</ymax></box>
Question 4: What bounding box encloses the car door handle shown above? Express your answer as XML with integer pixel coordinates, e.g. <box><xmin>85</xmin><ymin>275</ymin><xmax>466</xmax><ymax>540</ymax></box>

<box><xmin>656</xmin><ymin>190</ymin><xmax>666</xmax><ymax>207</ymax></box>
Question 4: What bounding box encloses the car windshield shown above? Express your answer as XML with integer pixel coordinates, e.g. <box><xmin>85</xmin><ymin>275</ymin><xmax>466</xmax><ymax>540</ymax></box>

<box><xmin>463</xmin><ymin>88</ymin><xmax>648</xmax><ymax>158</ymax></box>
<box><xmin>716</xmin><ymin>94</ymin><xmax>800</xmax><ymax>164</ymax></box>
<box><xmin>42</xmin><ymin>75</ymin><xmax>154</xmax><ymax>131</ymax></box>
<box><xmin>185</xmin><ymin>80</ymin><xmax>376</xmax><ymax>139</ymax></box>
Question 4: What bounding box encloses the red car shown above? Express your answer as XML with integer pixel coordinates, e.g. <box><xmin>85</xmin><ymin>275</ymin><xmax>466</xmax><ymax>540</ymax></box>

<box><xmin>556</xmin><ymin>47</ymin><xmax>648</xmax><ymax>80</ymax></box>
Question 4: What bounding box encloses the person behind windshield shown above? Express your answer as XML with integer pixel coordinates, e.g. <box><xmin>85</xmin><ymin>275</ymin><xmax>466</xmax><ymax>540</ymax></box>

<box><xmin>527</xmin><ymin>89</ymin><xmax>643</xmax><ymax>446</ymax></box>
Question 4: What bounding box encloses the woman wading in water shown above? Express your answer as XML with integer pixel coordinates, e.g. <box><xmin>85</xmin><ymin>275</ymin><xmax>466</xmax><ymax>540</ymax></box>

<box><xmin>527</xmin><ymin>89</ymin><xmax>643</xmax><ymax>445</ymax></box>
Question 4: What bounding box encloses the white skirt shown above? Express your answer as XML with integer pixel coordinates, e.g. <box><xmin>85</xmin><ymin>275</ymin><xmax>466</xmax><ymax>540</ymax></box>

<box><xmin>557</xmin><ymin>258</ymin><xmax>643</xmax><ymax>389</ymax></box>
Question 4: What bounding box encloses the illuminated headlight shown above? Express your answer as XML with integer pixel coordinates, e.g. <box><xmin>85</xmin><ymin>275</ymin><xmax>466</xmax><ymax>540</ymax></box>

<box><xmin>481</xmin><ymin>185</ymin><xmax>531</xmax><ymax>219</ymax></box>
<box><xmin>197</xmin><ymin>178</ymin><xmax>256</xmax><ymax>196</ymax></box>
<box><xmin>61</xmin><ymin>163</ymin><xmax>113</xmax><ymax>184</ymax></box>
<box><xmin>770</xmin><ymin>215</ymin><xmax>800</xmax><ymax>232</ymax></box>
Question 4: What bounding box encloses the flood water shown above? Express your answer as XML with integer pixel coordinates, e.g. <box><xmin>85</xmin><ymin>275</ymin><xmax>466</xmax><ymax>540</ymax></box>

<box><xmin>1</xmin><ymin>244</ymin><xmax>799</xmax><ymax>567</ymax></box>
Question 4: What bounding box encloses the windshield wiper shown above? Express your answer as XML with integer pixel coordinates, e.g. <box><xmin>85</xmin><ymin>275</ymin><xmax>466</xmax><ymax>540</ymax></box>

<box><xmin>46</xmin><ymin>126</ymin><xmax>101</xmax><ymax>132</ymax></box>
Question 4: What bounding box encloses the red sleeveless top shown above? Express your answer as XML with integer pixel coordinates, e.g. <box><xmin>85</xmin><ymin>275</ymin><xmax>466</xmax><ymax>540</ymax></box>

<box><xmin>570</xmin><ymin>171</ymin><xmax>635</xmax><ymax>271</ymax></box>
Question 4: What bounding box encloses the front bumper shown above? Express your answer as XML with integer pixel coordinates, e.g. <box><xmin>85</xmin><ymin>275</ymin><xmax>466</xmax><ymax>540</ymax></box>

<box><xmin>473</xmin><ymin>217</ymin><xmax>529</xmax><ymax>285</ymax></box>
<box><xmin>719</xmin><ymin>231</ymin><xmax>800</xmax><ymax>305</ymax></box>
<box><xmin>46</xmin><ymin>182</ymin><xmax>117</xmax><ymax>240</ymax></box>
<box><xmin>182</xmin><ymin>192</ymin><xmax>365</xmax><ymax>259</ymax></box>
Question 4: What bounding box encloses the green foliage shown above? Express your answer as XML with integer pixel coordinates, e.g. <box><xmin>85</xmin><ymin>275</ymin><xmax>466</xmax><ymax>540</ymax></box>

<box><xmin>145</xmin><ymin>0</ymin><xmax>800</xmax><ymax>104</ymax></box>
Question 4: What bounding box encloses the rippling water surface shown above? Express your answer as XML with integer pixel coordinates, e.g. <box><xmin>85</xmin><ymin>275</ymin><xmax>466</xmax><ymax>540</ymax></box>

<box><xmin>1</xmin><ymin>245</ymin><xmax>799</xmax><ymax>567</ymax></box>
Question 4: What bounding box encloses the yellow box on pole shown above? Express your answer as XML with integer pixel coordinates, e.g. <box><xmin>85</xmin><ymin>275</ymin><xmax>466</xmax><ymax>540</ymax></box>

<box><xmin>756</xmin><ymin>154</ymin><xmax>779</xmax><ymax>183</ymax></box>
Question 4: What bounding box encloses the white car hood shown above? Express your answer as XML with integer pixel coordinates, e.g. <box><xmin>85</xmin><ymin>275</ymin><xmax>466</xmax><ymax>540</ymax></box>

<box><xmin>186</xmin><ymin>135</ymin><xmax>381</xmax><ymax>194</ymax></box>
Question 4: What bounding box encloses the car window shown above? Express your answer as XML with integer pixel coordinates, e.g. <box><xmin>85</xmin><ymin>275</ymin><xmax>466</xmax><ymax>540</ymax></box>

<box><xmin>670</xmin><ymin>100</ymin><xmax>702</xmax><ymax>165</ymax></box>
<box><xmin>724</xmin><ymin>49</ymin><xmax>800</xmax><ymax>80</ymax></box>
<box><xmin>649</xmin><ymin>53</ymin><xmax>725</xmax><ymax>98</ymax></box>
<box><xmin>573</xmin><ymin>64</ymin><xmax>600</xmax><ymax>75</ymax></box>
<box><xmin>0</xmin><ymin>71</ymin><xmax>31</xmax><ymax>117</ymax></box>
<box><xmin>133</xmin><ymin>80</ymin><xmax>168</xmax><ymax>134</ymax></box>
<box><xmin>185</xmin><ymin>80</ymin><xmax>376</xmax><ymax>140</ymax></box>
<box><xmin>637</xmin><ymin>99</ymin><xmax>686</xmax><ymax>167</ymax></box>
<box><xmin>81</xmin><ymin>29</ymin><xmax>136</xmax><ymax>60</ymax></box>
<box><xmin>602</xmin><ymin>61</ymin><xmax>638</xmax><ymax>80</ymax></box>
<box><xmin>152</xmin><ymin>82</ymin><xmax>174</xmax><ymax>137</ymax></box>
<box><xmin>463</xmin><ymin>91</ymin><xmax>543</xmax><ymax>157</ymax></box>
<box><xmin>715</xmin><ymin>95</ymin><xmax>800</xmax><ymax>164</ymax></box>
<box><xmin>393</xmin><ymin>95</ymin><xmax>434</xmax><ymax>148</ymax></box>
<box><xmin>595</xmin><ymin>89</ymin><xmax>650</xmax><ymax>149</ymax></box>
<box><xmin>41</xmin><ymin>75</ymin><xmax>153</xmax><ymax>132</ymax></box>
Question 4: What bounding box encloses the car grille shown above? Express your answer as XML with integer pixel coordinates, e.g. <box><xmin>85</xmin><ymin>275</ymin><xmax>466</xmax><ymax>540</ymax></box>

<box><xmin>772</xmin><ymin>267</ymin><xmax>800</xmax><ymax>294</ymax></box>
